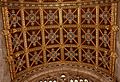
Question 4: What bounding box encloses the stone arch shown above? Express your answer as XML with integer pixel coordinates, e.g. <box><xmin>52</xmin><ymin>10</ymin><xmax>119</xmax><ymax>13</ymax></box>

<box><xmin>14</xmin><ymin>62</ymin><xmax>113</xmax><ymax>82</ymax></box>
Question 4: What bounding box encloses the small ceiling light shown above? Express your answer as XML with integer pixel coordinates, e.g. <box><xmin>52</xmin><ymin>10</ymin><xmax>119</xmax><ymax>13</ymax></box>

<box><xmin>61</xmin><ymin>74</ymin><xmax>66</xmax><ymax>78</ymax></box>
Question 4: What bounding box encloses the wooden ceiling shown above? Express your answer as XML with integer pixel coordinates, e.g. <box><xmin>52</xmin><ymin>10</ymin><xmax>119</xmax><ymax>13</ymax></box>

<box><xmin>1</xmin><ymin>0</ymin><xmax>119</xmax><ymax>82</ymax></box>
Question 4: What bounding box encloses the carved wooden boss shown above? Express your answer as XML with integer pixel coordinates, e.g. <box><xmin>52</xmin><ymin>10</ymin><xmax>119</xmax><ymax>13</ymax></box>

<box><xmin>1</xmin><ymin>0</ymin><xmax>119</xmax><ymax>82</ymax></box>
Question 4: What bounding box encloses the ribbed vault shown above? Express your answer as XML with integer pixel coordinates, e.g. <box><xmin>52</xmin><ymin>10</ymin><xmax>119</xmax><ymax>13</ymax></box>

<box><xmin>0</xmin><ymin>0</ymin><xmax>119</xmax><ymax>82</ymax></box>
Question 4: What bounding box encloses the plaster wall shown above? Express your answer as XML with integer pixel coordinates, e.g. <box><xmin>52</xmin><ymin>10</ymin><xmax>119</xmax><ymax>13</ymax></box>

<box><xmin>116</xmin><ymin>2</ymin><xmax>120</xmax><ymax>82</ymax></box>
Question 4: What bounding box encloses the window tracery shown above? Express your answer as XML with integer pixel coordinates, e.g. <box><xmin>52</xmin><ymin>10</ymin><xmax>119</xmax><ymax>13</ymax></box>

<box><xmin>37</xmin><ymin>74</ymin><xmax>91</xmax><ymax>82</ymax></box>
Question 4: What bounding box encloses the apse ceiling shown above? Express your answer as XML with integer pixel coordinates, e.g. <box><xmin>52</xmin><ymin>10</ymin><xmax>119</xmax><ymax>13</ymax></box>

<box><xmin>0</xmin><ymin>0</ymin><xmax>119</xmax><ymax>82</ymax></box>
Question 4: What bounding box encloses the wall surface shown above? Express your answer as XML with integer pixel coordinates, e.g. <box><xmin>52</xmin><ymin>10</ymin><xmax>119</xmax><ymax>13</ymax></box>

<box><xmin>116</xmin><ymin>2</ymin><xmax>120</xmax><ymax>82</ymax></box>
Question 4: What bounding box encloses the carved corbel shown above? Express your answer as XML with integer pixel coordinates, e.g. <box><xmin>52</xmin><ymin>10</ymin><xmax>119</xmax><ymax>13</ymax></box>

<box><xmin>111</xmin><ymin>51</ymin><xmax>117</xmax><ymax>60</ymax></box>
<box><xmin>6</xmin><ymin>55</ymin><xmax>13</xmax><ymax>64</ymax></box>
<box><xmin>112</xmin><ymin>25</ymin><xmax>119</xmax><ymax>32</ymax></box>
<box><xmin>2</xmin><ymin>28</ymin><xmax>17</xmax><ymax>36</ymax></box>
<box><xmin>2</xmin><ymin>29</ymin><xmax>10</xmax><ymax>36</ymax></box>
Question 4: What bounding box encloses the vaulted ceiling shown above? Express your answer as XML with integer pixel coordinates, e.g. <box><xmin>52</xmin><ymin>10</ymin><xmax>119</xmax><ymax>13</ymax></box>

<box><xmin>0</xmin><ymin>0</ymin><xmax>119</xmax><ymax>82</ymax></box>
